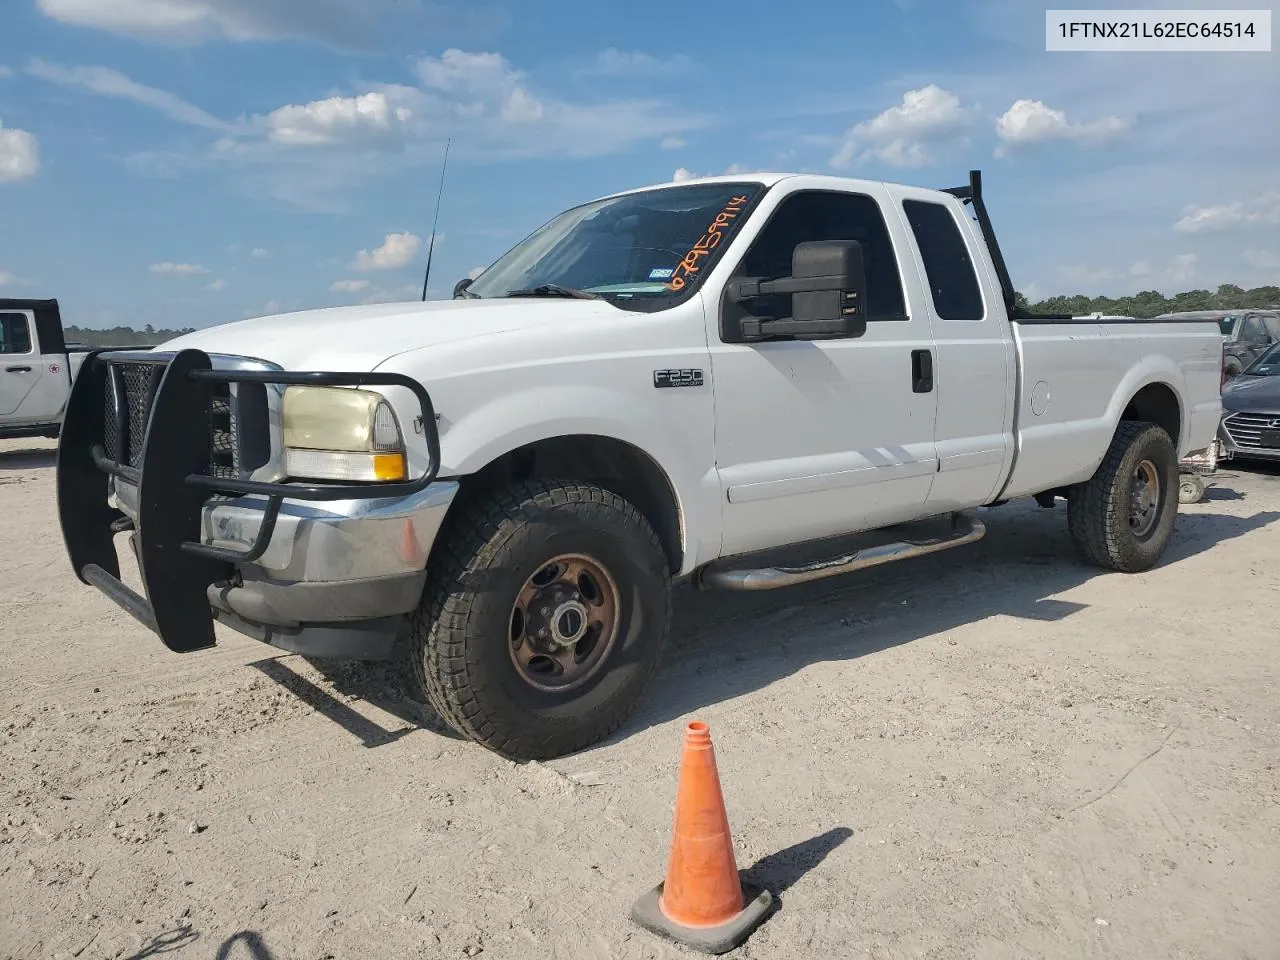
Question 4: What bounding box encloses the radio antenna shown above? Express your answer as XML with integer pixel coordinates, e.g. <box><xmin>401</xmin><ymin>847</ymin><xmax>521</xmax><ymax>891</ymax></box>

<box><xmin>421</xmin><ymin>137</ymin><xmax>451</xmax><ymax>301</ymax></box>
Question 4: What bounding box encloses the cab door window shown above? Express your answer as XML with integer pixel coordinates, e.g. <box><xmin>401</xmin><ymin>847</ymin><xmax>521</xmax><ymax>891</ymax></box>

<box><xmin>0</xmin><ymin>313</ymin><xmax>33</xmax><ymax>355</ymax></box>
<box><xmin>727</xmin><ymin>190</ymin><xmax>907</xmax><ymax>329</ymax></box>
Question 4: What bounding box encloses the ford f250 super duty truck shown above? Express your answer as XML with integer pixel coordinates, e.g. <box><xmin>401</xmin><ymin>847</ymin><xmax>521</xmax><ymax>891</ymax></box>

<box><xmin>56</xmin><ymin>170</ymin><xmax>1223</xmax><ymax>761</ymax></box>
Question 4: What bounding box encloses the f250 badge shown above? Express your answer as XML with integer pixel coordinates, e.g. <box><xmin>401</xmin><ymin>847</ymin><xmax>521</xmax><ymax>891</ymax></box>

<box><xmin>653</xmin><ymin>369</ymin><xmax>704</xmax><ymax>389</ymax></box>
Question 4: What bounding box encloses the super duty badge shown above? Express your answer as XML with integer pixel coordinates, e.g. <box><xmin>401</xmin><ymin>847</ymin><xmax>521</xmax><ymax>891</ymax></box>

<box><xmin>653</xmin><ymin>368</ymin><xmax>704</xmax><ymax>389</ymax></box>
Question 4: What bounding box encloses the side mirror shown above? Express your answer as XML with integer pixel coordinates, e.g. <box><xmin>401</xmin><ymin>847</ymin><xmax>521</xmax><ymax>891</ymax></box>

<box><xmin>790</xmin><ymin>240</ymin><xmax>867</xmax><ymax>326</ymax></box>
<box><xmin>453</xmin><ymin>277</ymin><xmax>474</xmax><ymax>299</ymax></box>
<box><xmin>726</xmin><ymin>239</ymin><xmax>868</xmax><ymax>342</ymax></box>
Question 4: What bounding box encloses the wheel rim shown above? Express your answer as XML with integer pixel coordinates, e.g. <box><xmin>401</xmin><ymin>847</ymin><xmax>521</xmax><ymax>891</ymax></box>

<box><xmin>509</xmin><ymin>553</ymin><xmax>621</xmax><ymax>693</ymax></box>
<box><xmin>1129</xmin><ymin>459</ymin><xmax>1162</xmax><ymax>538</ymax></box>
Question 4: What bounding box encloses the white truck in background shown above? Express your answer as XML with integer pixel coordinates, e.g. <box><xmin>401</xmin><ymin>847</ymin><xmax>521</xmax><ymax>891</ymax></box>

<box><xmin>56</xmin><ymin>170</ymin><xmax>1223</xmax><ymax>761</ymax></box>
<box><xmin>0</xmin><ymin>299</ymin><xmax>94</xmax><ymax>440</ymax></box>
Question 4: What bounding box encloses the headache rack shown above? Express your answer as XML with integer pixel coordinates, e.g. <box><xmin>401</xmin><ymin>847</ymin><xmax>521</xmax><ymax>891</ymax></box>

<box><xmin>55</xmin><ymin>348</ymin><xmax>441</xmax><ymax>654</ymax></box>
<box><xmin>941</xmin><ymin>170</ymin><xmax>1074</xmax><ymax>323</ymax></box>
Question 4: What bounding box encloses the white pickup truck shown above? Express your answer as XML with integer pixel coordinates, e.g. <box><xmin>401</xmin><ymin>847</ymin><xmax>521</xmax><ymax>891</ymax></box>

<box><xmin>56</xmin><ymin>170</ymin><xmax>1223</xmax><ymax>761</ymax></box>
<box><xmin>1</xmin><ymin>298</ymin><xmax>93</xmax><ymax>440</ymax></box>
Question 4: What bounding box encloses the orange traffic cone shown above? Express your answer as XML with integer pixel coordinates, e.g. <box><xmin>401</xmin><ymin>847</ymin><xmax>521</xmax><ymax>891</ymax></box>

<box><xmin>630</xmin><ymin>721</ymin><xmax>774</xmax><ymax>954</ymax></box>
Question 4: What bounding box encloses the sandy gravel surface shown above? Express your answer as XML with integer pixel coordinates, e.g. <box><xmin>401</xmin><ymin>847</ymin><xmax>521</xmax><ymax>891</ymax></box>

<box><xmin>2</xmin><ymin>436</ymin><xmax>1278</xmax><ymax>960</ymax></box>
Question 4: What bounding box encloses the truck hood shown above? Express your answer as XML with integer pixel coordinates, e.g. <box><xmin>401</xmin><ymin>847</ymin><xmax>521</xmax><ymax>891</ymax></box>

<box><xmin>1222</xmin><ymin>374</ymin><xmax>1280</xmax><ymax>413</ymax></box>
<box><xmin>158</xmin><ymin>298</ymin><xmax>623</xmax><ymax>371</ymax></box>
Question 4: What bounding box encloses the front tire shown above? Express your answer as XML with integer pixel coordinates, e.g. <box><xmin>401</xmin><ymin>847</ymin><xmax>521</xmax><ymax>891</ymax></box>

<box><xmin>410</xmin><ymin>479</ymin><xmax>672</xmax><ymax>761</ymax></box>
<box><xmin>1067</xmin><ymin>421</ymin><xmax>1179</xmax><ymax>572</ymax></box>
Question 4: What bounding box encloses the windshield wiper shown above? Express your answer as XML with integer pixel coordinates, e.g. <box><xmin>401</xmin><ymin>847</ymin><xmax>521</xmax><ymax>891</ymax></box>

<box><xmin>505</xmin><ymin>283</ymin><xmax>602</xmax><ymax>301</ymax></box>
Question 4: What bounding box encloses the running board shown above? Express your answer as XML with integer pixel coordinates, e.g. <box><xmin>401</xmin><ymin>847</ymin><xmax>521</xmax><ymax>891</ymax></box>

<box><xmin>697</xmin><ymin>513</ymin><xmax>987</xmax><ymax>592</ymax></box>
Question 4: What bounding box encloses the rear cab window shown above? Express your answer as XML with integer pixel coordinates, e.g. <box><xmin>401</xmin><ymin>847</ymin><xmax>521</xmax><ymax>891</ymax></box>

<box><xmin>901</xmin><ymin>199</ymin><xmax>985</xmax><ymax>322</ymax></box>
<box><xmin>0</xmin><ymin>312</ymin><xmax>34</xmax><ymax>355</ymax></box>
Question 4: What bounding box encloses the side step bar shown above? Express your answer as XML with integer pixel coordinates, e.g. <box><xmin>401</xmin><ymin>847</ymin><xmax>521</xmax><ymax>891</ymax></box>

<box><xmin>697</xmin><ymin>512</ymin><xmax>986</xmax><ymax>592</ymax></box>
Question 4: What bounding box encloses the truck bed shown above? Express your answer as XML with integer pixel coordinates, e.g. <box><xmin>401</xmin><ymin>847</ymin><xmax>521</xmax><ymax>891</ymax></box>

<box><xmin>1001</xmin><ymin>316</ymin><xmax>1223</xmax><ymax>501</ymax></box>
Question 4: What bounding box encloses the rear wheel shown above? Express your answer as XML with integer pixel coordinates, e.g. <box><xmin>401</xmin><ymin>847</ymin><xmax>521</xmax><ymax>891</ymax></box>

<box><xmin>409</xmin><ymin>479</ymin><xmax>672</xmax><ymax>760</ymax></box>
<box><xmin>1067</xmin><ymin>421</ymin><xmax>1179</xmax><ymax>572</ymax></box>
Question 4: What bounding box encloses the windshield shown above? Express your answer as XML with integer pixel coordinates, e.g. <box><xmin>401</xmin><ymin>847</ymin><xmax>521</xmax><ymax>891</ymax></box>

<box><xmin>1242</xmin><ymin>341</ymin><xmax>1280</xmax><ymax>376</ymax></box>
<box><xmin>465</xmin><ymin>182</ymin><xmax>765</xmax><ymax>307</ymax></box>
<box><xmin>1219</xmin><ymin>317</ymin><xmax>1237</xmax><ymax>335</ymax></box>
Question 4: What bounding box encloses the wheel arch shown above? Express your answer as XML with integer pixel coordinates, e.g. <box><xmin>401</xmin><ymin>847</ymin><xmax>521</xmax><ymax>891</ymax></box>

<box><xmin>450</xmin><ymin>433</ymin><xmax>686</xmax><ymax>576</ymax></box>
<box><xmin>1120</xmin><ymin>380</ymin><xmax>1182</xmax><ymax>450</ymax></box>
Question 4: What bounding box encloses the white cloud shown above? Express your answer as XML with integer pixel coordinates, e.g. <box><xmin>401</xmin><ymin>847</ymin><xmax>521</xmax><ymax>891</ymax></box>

<box><xmin>416</xmin><ymin>49</ymin><xmax>545</xmax><ymax>126</ymax></box>
<box><xmin>202</xmin><ymin>48</ymin><xmax>703</xmax><ymax>208</ymax></box>
<box><xmin>587</xmin><ymin>49</ymin><xmax>694</xmax><ymax>76</ymax></box>
<box><xmin>1055</xmin><ymin>253</ymin><xmax>1200</xmax><ymax>292</ymax></box>
<box><xmin>0</xmin><ymin>66</ymin><xmax>12</xmax><ymax>78</ymax></box>
<box><xmin>250</xmin><ymin>247</ymin><xmax>269</xmax><ymax>259</ymax></box>
<box><xmin>660</xmin><ymin>136</ymin><xmax>685</xmax><ymax>150</ymax></box>
<box><xmin>1057</xmin><ymin>263</ymin><xmax>1120</xmax><ymax>286</ymax></box>
<box><xmin>0</xmin><ymin>120</ymin><xmax>39</xmax><ymax>183</ymax></box>
<box><xmin>501</xmin><ymin>87</ymin><xmax>544</xmax><ymax>123</ymax></box>
<box><xmin>1168</xmin><ymin>253</ymin><xmax>1198</xmax><ymax>284</ymax></box>
<box><xmin>672</xmin><ymin>163</ymin><xmax>757</xmax><ymax>182</ymax></box>
<box><xmin>360</xmin><ymin>283</ymin><xmax>421</xmax><ymax>305</ymax></box>
<box><xmin>994</xmin><ymin>99</ymin><xmax>1128</xmax><ymax>156</ymax></box>
<box><xmin>1174</xmin><ymin>191</ymin><xmax>1280</xmax><ymax>233</ymax></box>
<box><xmin>830</xmin><ymin>85</ymin><xmax>972</xmax><ymax>169</ymax></box>
<box><xmin>1243</xmin><ymin>249</ymin><xmax>1280</xmax><ymax>272</ymax></box>
<box><xmin>150</xmin><ymin>261</ymin><xmax>209</xmax><ymax>275</ymax></box>
<box><xmin>264</xmin><ymin>91</ymin><xmax>414</xmax><ymax>146</ymax></box>
<box><xmin>349</xmin><ymin>232</ymin><xmax>421</xmax><ymax>271</ymax></box>
<box><xmin>25</xmin><ymin>59</ymin><xmax>231</xmax><ymax>131</ymax></box>
<box><xmin>330</xmin><ymin>278</ymin><xmax>371</xmax><ymax>293</ymax></box>
<box><xmin>34</xmin><ymin>0</ymin><xmax>422</xmax><ymax>46</ymax></box>
<box><xmin>467</xmin><ymin>265</ymin><xmax>487</xmax><ymax>279</ymax></box>
<box><xmin>240</xmin><ymin>49</ymin><xmax>698</xmax><ymax>162</ymax></box>
<box><xmin>0</xmin><ymin>270</ymin><xmax>22</xmax><ymax>286</ymax></box>
<box><xmin>206</xmin><ymin>278</ymin><xmax>226</xmax><ymax>291</ymax></box>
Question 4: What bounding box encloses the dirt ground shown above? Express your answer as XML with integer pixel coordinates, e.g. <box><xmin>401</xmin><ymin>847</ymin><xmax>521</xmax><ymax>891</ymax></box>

<box><xmin>1</xmin><ymin>436</ymin><xmax>1278</xmax><ymax>960</ymax></box>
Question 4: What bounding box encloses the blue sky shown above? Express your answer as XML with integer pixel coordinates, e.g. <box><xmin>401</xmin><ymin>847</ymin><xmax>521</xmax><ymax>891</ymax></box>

<box><xmin>0</xmin><ymin>0</ymin><xmax>1276</xmax><ymax>329</ymax></box>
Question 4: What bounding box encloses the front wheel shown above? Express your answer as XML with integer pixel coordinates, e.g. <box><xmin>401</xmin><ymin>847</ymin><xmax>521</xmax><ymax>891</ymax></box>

<box><xmin>410</xmin><ymin>479</ymin><xmax>672</xmax><ymax>761</ymax></box>
<box><xmin>1067</xmin><ymin>421</ymin><xmax>1179</xmax><ymax>572</ymax></box>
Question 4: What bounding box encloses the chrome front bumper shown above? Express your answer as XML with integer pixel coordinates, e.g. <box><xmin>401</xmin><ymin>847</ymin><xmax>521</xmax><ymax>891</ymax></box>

<box><xmin>111</xmin><ymin>477</ymin><xmax>460</xmax><ymax>652</ymax></box>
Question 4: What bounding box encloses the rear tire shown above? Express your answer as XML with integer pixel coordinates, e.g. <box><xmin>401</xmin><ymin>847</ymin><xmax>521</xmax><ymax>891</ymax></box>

<box><xmin>1067</xmin><ymin>421</ymin><xmax>1179</xmax><ymax>572</ymax></box>
<box><xmin>409</xmin><ymin>479</ymin><xmax>672</xmax><ymax>761</ymax></box>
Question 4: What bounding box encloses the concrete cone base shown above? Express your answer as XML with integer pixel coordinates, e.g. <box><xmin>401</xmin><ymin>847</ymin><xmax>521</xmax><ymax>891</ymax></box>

<box><xmin>630</xmin><ymin>878</ymin><xmax>773</xmax><ymax>955</ymax></box>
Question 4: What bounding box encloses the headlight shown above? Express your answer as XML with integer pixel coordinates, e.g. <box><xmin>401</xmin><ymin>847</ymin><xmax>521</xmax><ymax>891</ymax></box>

<box><xmin>281</xmin><ymin>385</ymin><xmax>407</xmax><ymax>482</ymax></box>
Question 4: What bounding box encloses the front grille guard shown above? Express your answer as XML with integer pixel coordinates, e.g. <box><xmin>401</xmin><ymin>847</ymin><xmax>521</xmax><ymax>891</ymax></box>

<box><xmin>56</xmin><ymin>347</ymin><xmax>442</xmax><ymax>653</ymax></box>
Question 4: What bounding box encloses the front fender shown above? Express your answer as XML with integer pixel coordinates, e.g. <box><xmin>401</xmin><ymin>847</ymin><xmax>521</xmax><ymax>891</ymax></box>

<box><xmin>437</xmin><ymin>384</ymin><xmax>722</xmax><ymax>575</ymax></box>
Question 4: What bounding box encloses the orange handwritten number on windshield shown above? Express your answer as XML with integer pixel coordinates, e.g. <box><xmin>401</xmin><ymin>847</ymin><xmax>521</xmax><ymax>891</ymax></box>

<box><xmin>668</xmin><ymin>195</ymin><xmax>751</xmax><ymax>292</ymax></box>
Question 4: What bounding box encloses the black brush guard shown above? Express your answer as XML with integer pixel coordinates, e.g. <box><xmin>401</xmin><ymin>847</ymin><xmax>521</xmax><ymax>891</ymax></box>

<box><xmin>55</xmin><ymin>348</ymin><xmax>441</xmax><ymax>654</ymax></box>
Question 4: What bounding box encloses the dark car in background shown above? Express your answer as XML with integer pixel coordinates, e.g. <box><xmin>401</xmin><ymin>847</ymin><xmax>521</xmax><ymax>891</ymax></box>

<box><xmin>1219</xmin><ymin>340</ymin><xmax>1280</xmax><ymax>463</ymax></box>
<box><xmin>1156</xmin><ymin>309</ymin><xmax>1280</xmax><ymax>376</ymax></box>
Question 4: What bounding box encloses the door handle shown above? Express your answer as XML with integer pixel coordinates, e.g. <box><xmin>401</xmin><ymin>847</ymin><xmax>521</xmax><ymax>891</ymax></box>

<box><xmin>910</xmin><ymin>349</ymin><xmax>933</xmax><ymax>393</ymax></box>
<box><xmin>5</xmin><ymin>365</ymin><xmax>32</xmax><ymax>373</ymax></box>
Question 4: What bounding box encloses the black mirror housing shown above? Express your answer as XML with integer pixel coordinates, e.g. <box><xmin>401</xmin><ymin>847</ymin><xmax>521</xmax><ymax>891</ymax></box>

<box><xmin>725</xmin><ymin>239</ymin><xmax>869</xmax><ymax>342</ymax></box>
<box><xmin>453</xmin><ymin>277</ymin><xmax>474</xmax><ymax>299</ymax></box>
<box><xmin>790</xmin><ymin>240</ymin><xmax>866</xmax><ymax>325</ymax></box>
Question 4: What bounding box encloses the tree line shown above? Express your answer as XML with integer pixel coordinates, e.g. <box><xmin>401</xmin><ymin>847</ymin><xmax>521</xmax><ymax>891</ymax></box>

<box><xmin>1017</xmin><ymin>283</ymin><xmax>1280</xmax><ymax>319</ymax></box>
<box><xmin>64</xmin><ymin>324</ymin><xmax>196</xmax><ymax>347</ymax></box>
